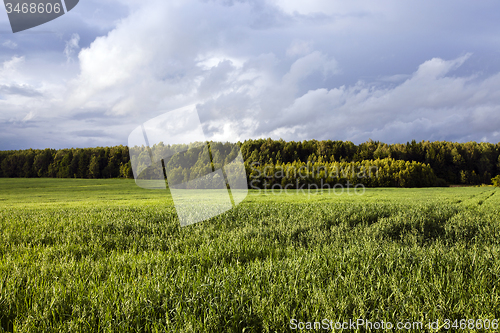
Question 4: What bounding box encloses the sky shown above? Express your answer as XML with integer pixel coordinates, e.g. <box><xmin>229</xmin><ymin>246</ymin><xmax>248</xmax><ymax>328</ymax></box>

<box><xmin>1</xmin><ymin>0</ymin><xmax>500</xmax><ymax>150</ymax></box>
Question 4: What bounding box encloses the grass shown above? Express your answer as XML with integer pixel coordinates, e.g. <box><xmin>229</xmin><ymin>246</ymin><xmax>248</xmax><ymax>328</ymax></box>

<box><xmin>1</xmin><ymin>179</ymin><xmax>499</xmax><ymax>332</ymax></box>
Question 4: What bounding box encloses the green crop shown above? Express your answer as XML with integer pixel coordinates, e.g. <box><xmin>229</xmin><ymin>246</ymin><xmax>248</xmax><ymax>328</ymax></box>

<box><xmin>0</xmin><ymin>179</ymin><xmax>499</xmax><ymax>332</ymax></box>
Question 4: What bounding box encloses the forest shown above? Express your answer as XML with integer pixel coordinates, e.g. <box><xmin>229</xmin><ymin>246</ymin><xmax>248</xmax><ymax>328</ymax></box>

<box><xmin>1</xmin><ymin>139</ymin><xmax>499</xmax><ymax>188</ymax></box>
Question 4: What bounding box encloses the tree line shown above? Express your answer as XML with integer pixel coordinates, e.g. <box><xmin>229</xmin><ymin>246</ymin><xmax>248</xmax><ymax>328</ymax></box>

<box><xmin>1</xmin><ymin>139</ymin><xmax>499</xmax><ymax>187</ymax></box>
<box><xmin>0</xmin><ymin>146</ymin><xmax>132</xmax><ymax>179</ymax></box>
<box><xmin>241</xmin><ymin>139</ymin><xmax>500</xmax><ymax>186</ymax></box>
<box><xmin>248</xmin><ymin>159</ymin><xmax>441</xmax><ymax>189</ymax></box>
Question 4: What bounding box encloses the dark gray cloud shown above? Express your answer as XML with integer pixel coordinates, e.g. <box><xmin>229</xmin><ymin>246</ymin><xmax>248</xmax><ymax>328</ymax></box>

<box><xmin>70</xmin><ymin>109</ymin><xmax>110</xmax><ymax>121</ymax></box>
<box><xmin>72</xmin><ymin>129</ymin><xmax>108</xmax><ymax>138</ymax></box>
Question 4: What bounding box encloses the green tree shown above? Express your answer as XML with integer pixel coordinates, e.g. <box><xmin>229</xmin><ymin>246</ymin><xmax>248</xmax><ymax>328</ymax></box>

<box><xmin>89</xmin><ymin>155</ymin><xmax>100</xmax><ymax>179</ymax></box>
<box><xmin>77</xmin><ymin>151</ymin><xmax>89</xmax><ymax>178</ymax></box>
<box><xmin>1</xmin><ymin>154</ymin><xmax>17</xmax><ymax>177</ymax></box>
<box><xmin>119</xmin><ymin>161</ymin><xmax>133</xmax><ymax>179</ymax></box>
<box><xmin>492</xmin><ymin>175</ymin><xmax>500</xmax><ymax>187</ymax></box>
<box><xmin>33</xmin><ymin>149</ymin><xmax>54</xmax><ymax>177</ymax></box>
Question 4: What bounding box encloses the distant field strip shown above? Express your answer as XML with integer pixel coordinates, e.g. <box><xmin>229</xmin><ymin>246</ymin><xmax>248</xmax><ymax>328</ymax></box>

<box><xmin>0</xmin><ymin>179</ymin><xmax>499</xmax><ymax>332</ymax></box>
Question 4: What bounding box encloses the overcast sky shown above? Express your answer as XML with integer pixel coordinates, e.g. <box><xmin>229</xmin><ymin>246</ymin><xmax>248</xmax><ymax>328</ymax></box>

<box><xmin>1</xmin><ymin>0</ymin><xmax>500</xmax><ymax>150</ymax></box>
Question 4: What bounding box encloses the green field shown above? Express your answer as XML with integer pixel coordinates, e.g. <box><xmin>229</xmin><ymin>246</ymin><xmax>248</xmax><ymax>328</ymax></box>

<box><xmin>1</xmin><ymin>179</ymin><xmax>499</xmax><ymax>332</ymax></box>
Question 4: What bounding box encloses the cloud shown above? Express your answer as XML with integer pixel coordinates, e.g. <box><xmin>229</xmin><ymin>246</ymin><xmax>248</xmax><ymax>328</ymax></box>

<box><xmin>2</xmin><ymin>0</ymin><xmax>500</xmax><ymax>150</ymax></box>
<box><xmin>378</xmin><ymin>74</ymin><xmax>411</xmax><ymax>83</ymax></box>
<box><xmin>1</xmin><ymin>56</ymin><xmax>24</xmax><ymax>72</ymax></box>
<box><xmin>189</xmin><ymin>53</ymin><xmax>500</xmax><ymax>146</ymax></box>
<box><xmin>413</xmin><ymin>54</ymin><xmax>471</xmax><ymax>80</ymax></box>
<box><xmin>283</xmin><ymin>51</ymin><xmax>338</xmax><ymax>84</ymax></box>
<box><xmin>0</xmin><ymin>84</ymin><xmax>42</xmax><ymax>97</ymax></box>
<box><xmin>22</xmin><ymin>111</ymin><xmax>35</xmax><ymax>122</ymax></box>
<box><xmin>257</xmin><ymin>55</ymin><xmax>500</xmax><ymax>143</ymax></box>
<box><xmin>286</xmin><ymin>40</ymin><xmax>313</xmax><ymax>57</ymax></box>
<box><xmin>72</xmin><ymin>129</ymin><xmax>107</xmax><ymax>137</ymax></box>
<box><xmin>66</xmin><ymin>0</ymin><xmax>284</xmax><ymax>115</ymax></box>
<box><xmin>64</xmin><ymin>33</ymin><xmax>81</xmax><ymax>62</ymax></box>
<box><xmin>2</xmin><ymin>40</ymin><xmax>18</xmax><ymax>49</ymax></box>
